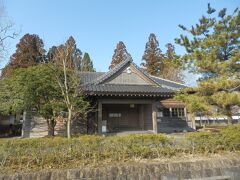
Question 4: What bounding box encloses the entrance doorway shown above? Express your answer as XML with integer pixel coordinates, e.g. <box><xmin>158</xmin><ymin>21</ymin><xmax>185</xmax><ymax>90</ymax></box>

<box><xmin>102</xmin><ymin>104</ymin><xmax>140</xmax><ymax>132</ymax></box>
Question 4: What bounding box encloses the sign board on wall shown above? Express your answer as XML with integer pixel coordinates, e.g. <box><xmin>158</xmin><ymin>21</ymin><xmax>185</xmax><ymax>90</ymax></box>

<box><xmin>102</xmin><ymin>120</ymin><xmax>107</xmax><ymax>133</ymax></box>
<box><xmin>157</xmin><ymin>112</ymin><xmax>163</xmax><ymax>118</ymax></box>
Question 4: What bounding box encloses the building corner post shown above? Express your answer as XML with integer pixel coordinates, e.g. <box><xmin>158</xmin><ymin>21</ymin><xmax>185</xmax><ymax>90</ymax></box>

<box><xmin>152</xmin><ymin>102</ymin><xmax>157</xmax><ymax>134</ymax></box>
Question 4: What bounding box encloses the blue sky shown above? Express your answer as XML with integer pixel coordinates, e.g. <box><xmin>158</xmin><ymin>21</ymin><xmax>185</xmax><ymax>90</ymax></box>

<box><xmin>1</xmin><ymin>0</ymin><xmax>239</xmax><ymax>85</ymax></box>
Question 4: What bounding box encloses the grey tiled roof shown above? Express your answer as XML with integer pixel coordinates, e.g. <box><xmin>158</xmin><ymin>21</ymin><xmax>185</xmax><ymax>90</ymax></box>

<box><xmin>93</xmin><ymin>57</ymin><xmax>132</xmax><ymax>85</ymax></box>
<box><xmin>130</xmin><ymin>61</ymin><xmax>188</xmax><ymax>90</ymax></box>
<box><xmin>80</xmin><ymin>72</ymin><xmax>105</xmax><ymax>85</ymax></box>
<box><xmin>150</xmin><ymin>76</ymin><xmax>188</xmax><ymax>89</ymax></box>
<box><xmin>79</xmin><ymin>59</ymin><xmax>188</xmax><ymax>96</ymax></box>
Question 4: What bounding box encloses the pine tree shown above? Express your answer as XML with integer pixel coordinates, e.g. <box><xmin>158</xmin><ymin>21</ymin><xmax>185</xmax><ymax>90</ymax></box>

<box><xmin>175</xmin><ymin>4</ymin><xmax>240</xmax><ymax>124</ymax></box>
<box><xmin>141</xmin><ymin>33</ymin><xmax>163</xmax><ymax>76</ymax></box>
<box><xmin>1</xmin><ymin>33</ymin><xmax>45</xmax><ymax>77</ymax></box>
<box><xmin>81</xmin><ymin>53</ymin><xmax>95</xmax><ymax>72</ymax></box>
<box><xmin>109</xmin><ymin>41</ymin><xmax>131</xmax><ymax>69</ymax></box>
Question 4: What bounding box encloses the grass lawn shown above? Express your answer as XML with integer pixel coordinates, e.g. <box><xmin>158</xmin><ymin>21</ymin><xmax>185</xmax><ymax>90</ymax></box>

<box><xmin>0</xmin><ymin>124</ymin><xmax>239</xmax><ymax>174</ymax></box>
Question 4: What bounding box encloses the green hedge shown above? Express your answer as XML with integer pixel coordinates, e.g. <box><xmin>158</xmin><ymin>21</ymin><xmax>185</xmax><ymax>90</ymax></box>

<box><xmin>0</xmin><ymin>134</ymin><xmax>171</xmax><ymax>173</ymax></box>
<box><xmin>187</xmin><ymin>124</ymin><xmax>240</xmax><ymax>153</ymax></box>
<box><xmin>0</xmin><ymin>125</ymin><xmax>239</xmax><ymax>174</ymax></box>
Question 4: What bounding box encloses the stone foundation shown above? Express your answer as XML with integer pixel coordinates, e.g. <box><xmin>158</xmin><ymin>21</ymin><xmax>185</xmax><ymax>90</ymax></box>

<box><xmin>22</xmin><ymin>114</ymin><xmax>66</xmax><ymax>138</ymax></box>
<box><xmin>1</xmin><ymin>156</ymin><xmax>239</xmax><ymax>180</ymax></box>
<box><xmin>21</xmin><ymin>111</ymin><xmax>89</xmax><ymax>138</ymax></box>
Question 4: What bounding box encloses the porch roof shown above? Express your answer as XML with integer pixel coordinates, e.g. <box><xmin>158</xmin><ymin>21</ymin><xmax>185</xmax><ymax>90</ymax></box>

<box><xmin>82</xmin><ymin>84</ymin><xmax>174</xmax><ymax>96</ymax></box>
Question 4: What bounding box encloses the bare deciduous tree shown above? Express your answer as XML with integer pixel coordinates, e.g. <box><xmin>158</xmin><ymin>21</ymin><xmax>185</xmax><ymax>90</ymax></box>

<box><xmin>0</xmin><ymin>4</ymin><xmax>17</xmax><ymax>60</ymax></box>
<box><xmin>45</xmin><ymin>38</ymin><xmax>88</xmax><ymax>139</ymax></box>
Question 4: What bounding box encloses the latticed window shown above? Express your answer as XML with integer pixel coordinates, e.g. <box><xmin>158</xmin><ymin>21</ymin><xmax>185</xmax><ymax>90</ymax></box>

<box><xmin>172</xmin><ymin>108</ymin><xmax>185</xmax><ymax>117</ymax></box>
<box><xmin>162</xmin><ymin>108</ymin><xmax>185</xmax><ymax>117</ymax></box>
<box><xmin>178</xmin><ymin>108</ymin><xmax>185</xmax><ymax>117</ymax></box>
<box><xmin>163</xmin><ymin>108</ymin><xmax>170</xmax><ymax>117</ymax></box>
<box><xmin>172</xmin><ymin>108</ymin><xmax>178</xmax><ymax>117</ymax></box>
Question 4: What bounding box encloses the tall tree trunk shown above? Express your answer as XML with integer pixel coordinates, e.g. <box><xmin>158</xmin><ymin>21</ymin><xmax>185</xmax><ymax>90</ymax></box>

<box><xmin>67</xmin><ymin>108</ymin><xmax>72</xmax><ymax>139</ymax></box>
<box><xmin>227</xmin><ymin>115</ymin><xmax>233</xmax><ymax>125</ymax></box>
<box><xmin>47</xmin><ymin>118</ymin><xmax>55</xmax><ymax>136</ymax></box>
<box><xmin>226</xmin><ymin>106</ymin><xmax>233</xmax><ymax>125</ymax></box>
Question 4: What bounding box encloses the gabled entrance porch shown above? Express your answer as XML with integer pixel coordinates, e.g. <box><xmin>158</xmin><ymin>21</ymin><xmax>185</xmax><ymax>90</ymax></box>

<box><xmin>97</xmin><ymin>99</ymin><xmax>157</xmax><ymax>134</ymax></box>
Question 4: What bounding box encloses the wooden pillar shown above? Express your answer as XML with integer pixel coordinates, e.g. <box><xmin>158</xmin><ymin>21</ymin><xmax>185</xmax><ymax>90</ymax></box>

<box><xmin>15</xmin><ymin>113</ymin><xmax>21</xmax><ymax>123</ymax></box>
<box><xmin>184</xmin><ymin>107</ymin><xmax>187</xmax><ymax>118</ymax></box>
<box><xmin>152</xmin><ymin>102</ymin><xmax>157</xmax><ymax>134</ymax></box>
<box><xmin>139</xmin><ymin>105</ymin><xmax>144</xmax><ymax>130</ymax></box>
<box><xmin>188</xmin><ymin>113</ymin><xmax>196</xmax><ymax>130</ymax></box>
<box><xmin>98</xmin><ymin>101</ymin><xmax>102</xmax><ymax>134</ymax></box>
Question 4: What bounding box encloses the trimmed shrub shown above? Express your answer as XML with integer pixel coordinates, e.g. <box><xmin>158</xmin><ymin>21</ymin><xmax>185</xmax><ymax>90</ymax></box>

<box><xmin>0</xmin><ymin>125</ymin><xmax>239</xmax><ymax>174</ymax></box>
<box><xmin>186</xmin><ymin>124</ymin><xmax>240</xmax><ymax>153</ymax></box>
<box><xmin>219</xmin><ymin>124</ymin><xmax>240</xmax><ymax>151</ymax></box>
<box><xmin>0</xmin><ymin>134</ymin><xmax>170</xmax><ymax>173</ymax></box>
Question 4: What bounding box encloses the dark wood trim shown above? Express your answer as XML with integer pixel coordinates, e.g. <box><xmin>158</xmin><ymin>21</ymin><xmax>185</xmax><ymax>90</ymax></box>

<box><xmin>85</xmin><ymin>92</ymin><xmax>174</xmax><ymax>97</ymax></box>
<box><xmin>97</xmin><ymin>101</ymin><xmax>102</xmax><ymax>134</ymax></box>
<box><xmin>139</xmin><ymin>105</ymin><xmax>144</xmax><ymax>129</ymax></box>
<box><xmin>99</xmin><ymin>99</ymin><xmax>153</xmax><ymax>104</ymax></box>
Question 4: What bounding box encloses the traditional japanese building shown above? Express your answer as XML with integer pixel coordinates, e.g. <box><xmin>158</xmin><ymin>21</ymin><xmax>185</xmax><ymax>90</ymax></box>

<box><xmin>13</xmin><ymin>58</ymin><xmax>195</xmax><ymax>138</ymax></box>
<box><xmin>80</xmin><ymin>58</ymin><xmax>194</xmax><ymax>134</ymax></box>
